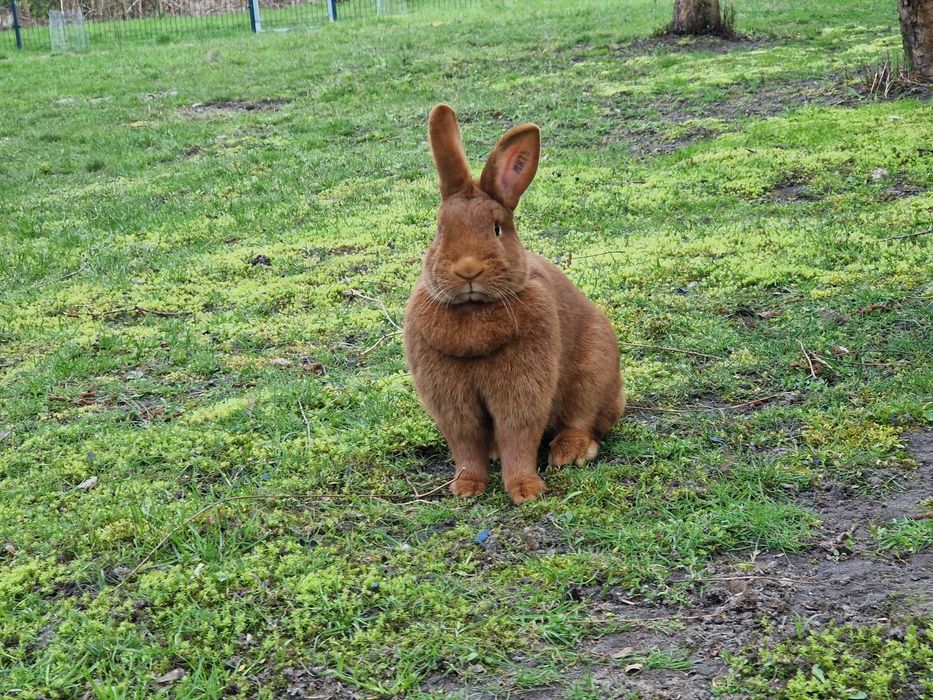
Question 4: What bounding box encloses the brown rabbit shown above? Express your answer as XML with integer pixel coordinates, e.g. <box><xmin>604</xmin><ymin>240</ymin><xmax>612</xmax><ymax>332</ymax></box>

<box><xmin>403</xmin><ymin>104</ymin><xmax>624</xmax><ymax>504</ymax></box>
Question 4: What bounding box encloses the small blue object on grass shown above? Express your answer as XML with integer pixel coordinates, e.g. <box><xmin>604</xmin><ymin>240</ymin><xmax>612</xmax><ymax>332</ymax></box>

<box><xmin>369</xmin><ymin>582</ymin><xmax>380</xmax><ymax>591</ymax></box>
<box><xmin>709</xmin><ymin>437</ymin><xmax>725</xmax><ymax>445</ymax></box>
<box><xmin>475</xmin><ymin>529</ymin><xmax>491</xmax><ymax>546</ymax></box>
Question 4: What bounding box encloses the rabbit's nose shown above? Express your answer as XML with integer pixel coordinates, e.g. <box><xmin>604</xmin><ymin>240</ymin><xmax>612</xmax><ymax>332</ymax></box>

<box><xmin>452</xmin><ymin>258</ymin><xmax>485</xmax><ymax>281</ymax></box>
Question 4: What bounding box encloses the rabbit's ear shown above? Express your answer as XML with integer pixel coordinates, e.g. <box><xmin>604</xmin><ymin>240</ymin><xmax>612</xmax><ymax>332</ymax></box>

<box><xmin>429</xmin><ymin>104</ymin><xmax>472</xmax><ymax>199</ymax></box>
<box><xmin>479</xmin><ymin>124</ymin><xmax>540</xmax><ymax>210</ymax></box>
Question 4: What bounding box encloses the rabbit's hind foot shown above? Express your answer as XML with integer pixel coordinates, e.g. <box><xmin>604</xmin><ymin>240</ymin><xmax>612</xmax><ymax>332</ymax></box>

<box><xmin>548</xmin><ymin>428</ymin><xmax>598</xmax><ymax>467</ymax></box>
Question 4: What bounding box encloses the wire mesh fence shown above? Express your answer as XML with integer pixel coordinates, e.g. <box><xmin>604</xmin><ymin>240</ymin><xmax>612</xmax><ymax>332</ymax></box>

<box><xmin>1</xmin><ymin>0</ymin><xmax>478</xmax><ymax>51</ymax></box>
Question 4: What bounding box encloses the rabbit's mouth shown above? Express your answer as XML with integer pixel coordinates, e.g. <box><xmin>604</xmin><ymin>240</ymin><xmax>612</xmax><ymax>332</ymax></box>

<box><xmin>450</xmin><ymin>283</ymin><xmax>494</xmax><ymax>305</ymax></box>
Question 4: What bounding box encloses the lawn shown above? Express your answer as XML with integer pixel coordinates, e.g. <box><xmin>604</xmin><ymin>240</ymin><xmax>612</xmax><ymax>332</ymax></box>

<box><xmin>1</xmin><ymin>0</ymin><xmax>932</xmax><ymax>697</ymax></box>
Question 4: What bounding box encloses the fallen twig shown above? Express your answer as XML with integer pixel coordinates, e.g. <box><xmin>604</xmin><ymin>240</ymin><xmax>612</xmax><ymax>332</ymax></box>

<box><xmin>569</xmin><ymin>250</ymin><xmax>627</xmax><ymax>263</ymax></box>
<box><xmin>907</xmin><ymin>513</ymin><xmax>933</xmax><ymax>521</ymax></box>
<box><xmin>638</xmin><ymin>612</ymin><xmax>725</xmax><ymax>623</ymax></box>
<box><xmin>56</xmin><ymin>266</ymin><xmax>85</xmax><ymax>283</ymax></box>
<box><xmin>359</xmin><ymin>330</ymin><xmax>404</xmax><ymax>357</ymax></box>
<box><xmin>726</xmin><ymin>393</ymin><xmax>791</xmax><ymax>410</ymax></box>
<box><xmin>629</xmin><ymin>393</ymin><xmax>792</xmax><ymax>415</ymax></box>
<box><xmin>297</xmin><ymin>398</ymin><xmax>312</xmax><ymax>446</ymax></box>
<box><xmin>71</xmin><ymin>305</ymin><xmax>191</xmax><ymax>319</ymax></box>
<box><xmin>684</xmin><ymin>574</ymin><xmax>808</xmax><ymax>585</ymax></box>
<box><xmin>135</xmin><ymin>305</ymin><xmax>190</xmax><ymax>318</ymax></box>
<box><xmin>629</xmin><ymin>404</ymin><xmax>692</xmax><ymax>414</ymax></box>
<box><xmin>881</xmin><ymin>226</ymin><xmax>932</xmax><ymax>242</ymax></box>
<box><xmin>344</xmin><ymin>289</ymin><xmax>402</xmax><ymax>330</ymax></box>
<box><xmin>620</xmin><ymin>342</ymin><xmax>722</xmax><ymax>361</ymax></box>
<box><xmin>798</xmin><ymin>339</ymin><xmax>818</xmax><ymax>379</ymax></box>
<box><xmin>405</xmin><ymin>470</ymin><xmax>463</xmax><ymax>500</ymax></box>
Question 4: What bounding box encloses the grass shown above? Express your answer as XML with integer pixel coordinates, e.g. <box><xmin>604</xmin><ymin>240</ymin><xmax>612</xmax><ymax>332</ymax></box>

<box><xmin>1</xmin><ymin>0</ymin><xmax>931</xmax><ymax>697</ymax></box>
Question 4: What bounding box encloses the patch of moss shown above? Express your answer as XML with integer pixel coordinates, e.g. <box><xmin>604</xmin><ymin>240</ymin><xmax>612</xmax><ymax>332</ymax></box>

<box><xmin>722</xmin><ymin>623</ymin><xmax>933</xmax><ymax>699</ymax></box>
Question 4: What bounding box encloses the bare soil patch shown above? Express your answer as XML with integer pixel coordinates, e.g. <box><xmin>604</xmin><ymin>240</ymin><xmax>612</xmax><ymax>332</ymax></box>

<box><xmin>182</xmin><ymin>98</ymin><xmax>290</xmax><ymax>118</ymax></box>
<box><xmin>769</xmin><ymin>177</ymin><xmax>822</xmax><ymax>202</ymax></box>
<box><xmin>617</xmin><ymin>33</ymin><xmax>771</xmax><ymax>57</ymax></box>
<box><xmin>881</xmin><ymin>177</ymin><xmax>927</xmax><ymax>201</ymax></box>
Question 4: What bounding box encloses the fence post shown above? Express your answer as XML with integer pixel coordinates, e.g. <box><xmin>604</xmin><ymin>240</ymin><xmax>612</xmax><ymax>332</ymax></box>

<box><xmin>10</xmin><ymin>0</ymin><xmax>23</xmax><ymax>49</ymax></box>
<box><xmin>326</xmin><ymin>0</ymin><xmax>337</xmax><ymax>21</ymax></box>
<box><xmin>248</xmin><ymin>0</ymin><xmax>261</xmax><ymax>32</ymax></box>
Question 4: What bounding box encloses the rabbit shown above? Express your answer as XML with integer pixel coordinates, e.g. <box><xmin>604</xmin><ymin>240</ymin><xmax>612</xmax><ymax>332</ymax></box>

<box><xmin>403</xmin><ymin>104</ymin><xmax>624</xmax><ymax>504</ymax></box>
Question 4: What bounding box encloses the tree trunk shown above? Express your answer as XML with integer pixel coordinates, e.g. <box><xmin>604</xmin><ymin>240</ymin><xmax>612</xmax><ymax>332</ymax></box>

<box><xmin>899</xmin><ymin>0</ymin><xmax>933</xmax><ymax>78</ymax></box>
<box><xmin>671</xmin><ymin>0</ymin><xmax>721</xmax><ymax>35</ymax></box>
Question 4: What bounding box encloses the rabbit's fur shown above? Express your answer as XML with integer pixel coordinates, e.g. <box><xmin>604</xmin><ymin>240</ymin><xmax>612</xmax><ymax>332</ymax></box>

<box><xmin>404</xmin><ymin>104</ymin><xmax>624</xmax><ymax>503</ymax></box>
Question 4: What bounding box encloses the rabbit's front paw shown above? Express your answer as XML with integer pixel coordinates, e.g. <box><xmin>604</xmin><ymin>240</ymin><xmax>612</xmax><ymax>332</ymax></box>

<box><xmin>450</xmin><ymin>473</ymin><xmax>488</xmax><ymax>498</ymax></box>
<box><xmin>506</xmin><ymin>475</ymin><xmax>546</xmax><ymax>504</ymax></box>
<box><xmin>548</xmin><ymin>429</ymin><xmax>598</xmax><ymax>467</ymax></box>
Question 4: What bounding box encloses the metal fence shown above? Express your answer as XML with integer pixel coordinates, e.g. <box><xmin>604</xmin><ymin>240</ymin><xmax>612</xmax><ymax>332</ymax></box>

<box><xmin>2</xmin><ymin>0</ymin><xmax>475</xmax><ymax>51</ymax></box>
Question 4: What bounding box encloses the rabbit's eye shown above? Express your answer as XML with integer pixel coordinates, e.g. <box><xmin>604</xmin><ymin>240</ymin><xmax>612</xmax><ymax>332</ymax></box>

<box><xmin>494</xmin><ymin>222</ymin><xmax>501</xmax><ymax>237</ymax></box>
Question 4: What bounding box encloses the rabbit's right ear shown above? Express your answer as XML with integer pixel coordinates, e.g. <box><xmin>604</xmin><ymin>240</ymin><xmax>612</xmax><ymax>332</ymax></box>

<box><xmin>429</xmin><ymin>104</ymin><xmax>472</xmax><ymax>199</ymax></box>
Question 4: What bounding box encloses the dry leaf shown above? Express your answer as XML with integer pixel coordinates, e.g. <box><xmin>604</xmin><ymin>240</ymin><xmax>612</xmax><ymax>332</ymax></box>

<box><xmin>4</xmin><ymin>543</ymin><xmax>16</xmax><ymax>555</ymax></box>
<box><xmin>75</xmin><ymin>392</ymin><xmax>98</xmax><ymax>406</ymax></box>
<box><xmin>623</xmin><ymin>662</ymin><xmax>644</xmax><ymax>674</ymax></box>
<box><xmin>831</xmin><ymin>345</ymin><xmax>851</xmax><ymax>356</ymax></box>
<box><xmin>77</xmin><ymin>476</ymin><xmax>99</xmax><ymax>490</ymax></box>
<box><xmin>856</xmin><ymin>303</ymin><xmax>892</xmax><ymax>316</ymax></box>
<box><xmin>270</xmin><ymin>358</ymin><xmax>292</xmax><ymax>367</ymax></box>
<box><xmin>612</xmin><ymin>646</ymin><xmax>635</xmax><ymax>659</ymax></box>
<box><xmin>756</xmin><ymin>310</ymin><xmax>782</xmax><ymax>319</ymax></box>
<box><xmin>300</xmin><ymin>358</ymin><xmax>326</xmax><ymax>375</ymax></box>
<box><xmin>156</xmin><ymin>668</ymin><xmax>186</xmax><ymax>684</ymax></box>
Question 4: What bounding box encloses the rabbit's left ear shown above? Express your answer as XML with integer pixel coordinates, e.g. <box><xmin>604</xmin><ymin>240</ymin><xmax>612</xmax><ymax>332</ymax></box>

<box><xmin>479</xmin><ymin>123</ymin><xmax>540</xmax><ymax>210</ymax></box>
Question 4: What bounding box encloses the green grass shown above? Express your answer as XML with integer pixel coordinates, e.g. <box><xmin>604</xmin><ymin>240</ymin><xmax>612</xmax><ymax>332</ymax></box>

<box><xmin>1</xmin><ymin>0</ymin><xmax>931</xmax><ymax>697</ymax></box>
<box><xmin>873</xmin><ymin>517</ymin><xmax>933</xmax><ymax>557</ymax></box>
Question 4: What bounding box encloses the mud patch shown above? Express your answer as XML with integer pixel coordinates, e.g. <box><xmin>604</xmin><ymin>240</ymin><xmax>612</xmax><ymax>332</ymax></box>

<box><xmin>45</xmin><ymin>579</ymin><xmax>99</xmax><ymax>600</ymax></box>
<box><xmin>182</xmin><ymin>98</ymin><xmax>290</xmax><ymax>118</ymax></box>
<box><xmin>881</xmin><ymin>178</ymin><xmax>927</xmax><ymax>201</ymax></box>
<box><xmin>617</xmin><ymin>33</ymin><xmax>771</xmax><ymax>57</ymax></box>
<box><xmin>770</xmin><ymin>177</ymin><xmax>822</xmax><ymax>202</ymax></box>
